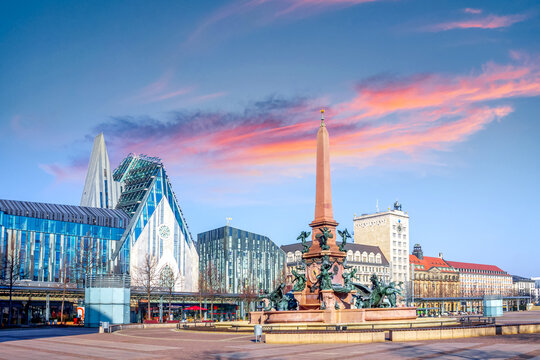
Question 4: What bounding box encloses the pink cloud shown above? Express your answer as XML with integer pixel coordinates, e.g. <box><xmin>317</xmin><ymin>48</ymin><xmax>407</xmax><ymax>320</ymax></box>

<box><xmin>46</xmin><ymin>54</ymin><xmax>540</xmax><ymax>183</ymax></box>
<box><xmin>463</xmin><ymin>8</ymin><xmax>482</xmax><ymax>14</ymax></box>
<box><xmin>128</xmin><ymin>71</ymin><xmax>195</xmax><ymax>104</ymax></box>
<box><xmin>336</xmin><ymin>60</ymin><xmax>540</xmax><ymax>121</ymax></box>
<box><xmin>427</xmin><ymin>13</ymin><xmax>527</xmax><ymax>31</ymax></box>
<box><xmin>39</xmin><ymin>162</ymin><xmax>87</xmax><ymax>184</ymax></box>
<box><xmin>187</xmin><ymin>92</ymin><xmax>227</xmax><ymax>103</ymax></box>
<box><xmin>186</xmin><ymin>0</ymin><xmax>382</xmax><ymax>45</ymax></box>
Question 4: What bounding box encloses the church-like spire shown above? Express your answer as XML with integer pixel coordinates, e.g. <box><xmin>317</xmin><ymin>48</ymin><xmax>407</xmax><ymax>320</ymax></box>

<box><xmin>80</xmin><ymin>133</ymin><xmax>121</xmax><ymax>209</ymax></box>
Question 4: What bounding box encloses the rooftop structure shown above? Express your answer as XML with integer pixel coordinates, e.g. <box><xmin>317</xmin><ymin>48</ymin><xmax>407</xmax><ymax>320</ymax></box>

<box><xmin>446</xmin><ymin>260</ymin><xmax>512</xmax><ymax>297</ymax></box>
<box><xmin>0</xmin><ymin>199</ymin><xmax>128</xmax><ymax>228</ymax></box>
<box><xmin>409</xmin><ymin>254</ymin><xmax>458</xmax><ymax>274</ymax></box>
<box><xmin>80</xmin><ymin>133</ymin><xmax>121</xmax><ymax>209</ymax></box>
<box><xmin>446</xmin><ymin>261</ymin><xmax>508</xmax><ymax>274</ymax></box>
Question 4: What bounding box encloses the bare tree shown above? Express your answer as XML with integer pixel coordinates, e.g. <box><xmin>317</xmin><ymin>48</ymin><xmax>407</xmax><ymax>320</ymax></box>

<box><xmin>197</xmin><ymin>274</ymin><xmax>205</xmax><ymax>320</ymax></box>
<box><xmin>201</xmin><ymin>262</ymin><xmax>222</xmax><ymax>321</ymax></box>
<box><xmin>57</xmin><ymin>261</ymin><xmax>74</xmax><ymax>325</ymax></box>
<box><xmin>75</xmin><ymin>234</ymin><xmax>104</xmax><ymax>288</ymax></box>
<box><xmin>0</xmin><ymin>236</ymin><xmax>24</xmax><ymax>327</ymax></box>
<box><xmin>160</xmin><ymin>264</ymin><xmax>178</xmax><ymax>321</ymax></box>
<box><xmin>239</xmin><ymin>278</ymin><xmax>258</xmax><ymax>321</ymax></box>
<box><xmin>273</xmin><ymin>265</ymin><xmax>287</xmax><ymax>290</ymax></box>
<box><xmin>132</xmin><ymin>254</ymin><xmax>160</xmax><ymax>321</ymax></box>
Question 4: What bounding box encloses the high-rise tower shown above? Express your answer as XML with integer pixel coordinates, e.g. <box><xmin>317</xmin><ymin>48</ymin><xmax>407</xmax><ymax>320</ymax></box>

<box><xmin>353</xmin><ymin>201</ymin><xmax>410</xmax><ymax>283</ymax></box>
<box><xmin>80</xmin><ymin>133</ymin><xmax>121</xmax><ymax>209</ymax></box>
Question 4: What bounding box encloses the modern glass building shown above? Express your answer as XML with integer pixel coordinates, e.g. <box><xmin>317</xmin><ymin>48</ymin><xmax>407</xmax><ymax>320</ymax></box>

<box><xmin>0</xmin><ymin>199</ymin><xmax>129</xmax><ymax>284</ymax></box>
<box><xmin>111</xmin><ymin>154</ymin><xmax>199</xmax><ymax>292</ymax></box>
<box><xmin>0</xmin><ymin>152</ymin><xmax>199</xmax><ymax>292</ymax></box>
<box><xmin>197</xmin><ymin>226</ymin><xmax>285</xmax><ymax>294</ymax></box>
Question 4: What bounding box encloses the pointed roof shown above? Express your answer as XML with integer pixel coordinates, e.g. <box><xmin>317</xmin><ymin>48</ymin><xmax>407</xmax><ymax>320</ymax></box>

<box><xmin>80</xmin><ymin>133</ymin><xmax>120</xmax><ymax>208</ymax></box>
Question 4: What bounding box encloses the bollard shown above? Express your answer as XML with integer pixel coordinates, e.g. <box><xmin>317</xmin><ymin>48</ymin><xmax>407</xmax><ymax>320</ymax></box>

<box><xmin>254</xmin><ymin>325</ymin><xmax>263</xmax><ymax>343</ymax></box>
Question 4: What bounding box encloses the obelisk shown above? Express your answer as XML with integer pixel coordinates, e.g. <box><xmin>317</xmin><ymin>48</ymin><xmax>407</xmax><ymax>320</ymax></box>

<box><xmin>307</xmin><ymin>109</ymin><xmax>340</xmax><ymax>256</ymax></box>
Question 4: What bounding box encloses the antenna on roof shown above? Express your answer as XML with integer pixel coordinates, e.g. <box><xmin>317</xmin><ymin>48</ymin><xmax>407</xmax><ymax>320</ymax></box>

<box><xmin>376</xmin><ymin>199</ymin><xmax>379</xmax><ymax>213</ymax></box>
<box><xmin>226</xmin><ymin>217</ymin><xmax>232</xmax><ymax>226</ymax></box>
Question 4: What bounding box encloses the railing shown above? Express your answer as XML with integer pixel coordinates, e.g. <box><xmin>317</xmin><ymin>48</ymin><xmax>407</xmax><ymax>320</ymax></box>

<box><xmin>458</xmin><ymin>315</ymin><xmax>496</xmax><ymax>325</ymax></box>
<box><xmin>86</xmin><ymin>274</ymin><xmax>130</xmax><ymax>288</ymax></box>
<box><xmin>177</xmin><ymin>321</ymin><xmax>216</xmax><ymax>330</ymax></box>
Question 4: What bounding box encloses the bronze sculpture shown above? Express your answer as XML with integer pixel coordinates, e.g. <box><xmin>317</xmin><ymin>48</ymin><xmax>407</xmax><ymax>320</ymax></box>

<box><xmin>261</xmin><ymin>283</ymin><xmax>286</xmax><ymax>311</ymax></box>
<box><xmin>316</xmin><ymin>227</ymin><xmax>332</xmax><ymax>250</ymax></box>
<box><xmin>292</xmin><ymin>268</ymin><xmax>307</xmax><ymax>292</ymax></box>
<box><xmin>337</xmin><ymin>228</ymin><xmax>351</xmax><ymax>252</ymax></box>
<box><xmin>384</xmin><ymin>281</ymin><xmax>404</xmax><ymax>307</ymax></box>
<box><xmin>317</xmin><ymin>262</ymin><xmax>334</xmax><ymax>290</ymax></box>
<box><xmin>297</xmin><ymin>231</ymin><xmax>311</xmax><ymax>253</ymax></box>
<box><xmin>349</xmin><ymin>274</ymin><xmax>405</xmax><ymax>309</ymax></box>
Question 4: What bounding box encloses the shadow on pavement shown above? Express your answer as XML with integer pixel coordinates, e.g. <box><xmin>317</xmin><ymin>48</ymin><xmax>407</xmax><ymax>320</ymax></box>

<box><xmin>0</xmin><ymin>327</ymin><xmax>98</xmax><ymax>343</ymax></box>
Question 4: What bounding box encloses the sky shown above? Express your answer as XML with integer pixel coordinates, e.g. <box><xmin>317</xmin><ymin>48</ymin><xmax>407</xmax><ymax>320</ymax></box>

<box><xmin>1</xmin><ymin>0</ymin><xmax>539</xmax><ymax>277</ymax></box>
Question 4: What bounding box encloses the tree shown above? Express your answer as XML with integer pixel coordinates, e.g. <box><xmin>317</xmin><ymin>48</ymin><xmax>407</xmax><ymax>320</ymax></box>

<box><xmin>273</xmin><ymin>265</ymin><xmax>288</xmax><ymax>291</ymax></box>
<box><xmin>132</xmin><ymin>254</ymin><xmax>160</xmax><ymax>321</ymax></box>
<box><xmin>0</xmin><ymin>235</ymin><xmax>24</xmax><ymax>327</ymax></box>
<box><xmin>75</xmin><ymin>233</ymin><xmax>104</xmax><ymax>288</ymax></box>
<box><xmin>201</xmin><ymin>262</ymin><xmax>222</xmax><ymax>321</ymax></box>
<box><xmin>57</xmin><ymin>260</ymin><xmax>74</xmax><ymax>325</ymax></box>
<box><xmin>197</xmin><ymin>273</ymin><xmax>205</xmax><ymax>321</ymax></box>
<box><xmin>239</xmin><ymin>278</ymin><xmax>259</xmax><ymax>320</ymax></box>
<box><xmin>160</xmin><ymin>264</ymin><xmax>179</xmax><ymax>321</ymax></box>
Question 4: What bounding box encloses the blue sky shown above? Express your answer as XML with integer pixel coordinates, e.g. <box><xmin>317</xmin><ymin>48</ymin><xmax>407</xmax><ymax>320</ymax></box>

<box><xmin>1</xmin><ymin>0</ymin><xmax>539</xmax><ymax>277</ymax></box>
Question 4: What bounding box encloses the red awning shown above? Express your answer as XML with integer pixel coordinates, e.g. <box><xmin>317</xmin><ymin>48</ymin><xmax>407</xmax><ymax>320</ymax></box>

<box><xmin>184</xmin><ymin>305</ymin><xmax>208</xmax><ymax>311</ymax></box>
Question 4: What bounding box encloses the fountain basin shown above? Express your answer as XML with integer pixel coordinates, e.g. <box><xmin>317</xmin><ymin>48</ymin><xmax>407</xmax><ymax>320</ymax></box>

<box><xmin>250</xmin><ymin>307</ymin><xmax>417</xmax><ymax>324</ymax></box>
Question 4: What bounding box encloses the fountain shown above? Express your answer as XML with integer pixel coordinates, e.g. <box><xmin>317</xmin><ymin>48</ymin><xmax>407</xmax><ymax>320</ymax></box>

<box><xmin>250</xmin><ymin>110</ymin><xmax>417</xmax><ymax>324</ymax></box>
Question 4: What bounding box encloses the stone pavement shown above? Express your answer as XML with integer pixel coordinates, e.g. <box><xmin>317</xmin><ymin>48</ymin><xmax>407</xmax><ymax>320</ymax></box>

<box><xmin>0</xmin><ymin>311</ymin><xmax>539</xmax><ymax>359</ymax></box>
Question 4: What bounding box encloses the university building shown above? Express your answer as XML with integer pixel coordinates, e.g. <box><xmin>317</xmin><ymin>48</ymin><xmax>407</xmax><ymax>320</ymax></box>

<box><xmin>197</xmin><ymin>226</ymin><xmax>285</xmax><ymax>294</ymax></box>
<box><xmin>80</xmin><ymin>133</ymin><xmax>121</xmax><ymax>209</ymax></box>
<box><xmin>112</xmin><ymin>153</ymin><xmax>199</xmax><ymax>292</ymax></box>
<box><xmin>281</xmin><ymin>241</ymin><xmax>389</xmax><ymax>287</ymax></box>
<box><xmin>353</xmin><ymin>201</ymin><xmax>410</xmax><ymax>283</ymax></box>
<box><xmin>1</xmin><ymin>135</ymin><xmax>199</xmax><ymax>291</ymax></box>
<box><xmin>0</xmin><ymin>200</ymin><xmax>129</xmax><ymax>284</ymax></box>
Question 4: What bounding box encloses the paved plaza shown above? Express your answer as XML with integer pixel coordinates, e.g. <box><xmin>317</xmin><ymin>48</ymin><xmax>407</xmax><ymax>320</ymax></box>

<box><xmin>0</xmin><ymin>312</ymin><xmax>539</xmax><ymax>359</ymax></box>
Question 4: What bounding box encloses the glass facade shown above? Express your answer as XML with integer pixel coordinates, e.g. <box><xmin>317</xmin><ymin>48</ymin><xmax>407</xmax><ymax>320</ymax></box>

<box><xmin>197</xmin><ymin>226</ymin><xmax>285</xmax><ymax>294</ymax></box>
<box><xmin>0</xmin><ymin>200</ymin><xmax>129</xmax><ymax>285</ymax></box>
<box><xmin>1</xmin><ymin>152</ymin><xmax>199</xmax><ymax>292</ymax></box>
<box><xmin>111</xmin><ymin>154</ymin><xmax>199</xmax><ymax>291</ymax></box>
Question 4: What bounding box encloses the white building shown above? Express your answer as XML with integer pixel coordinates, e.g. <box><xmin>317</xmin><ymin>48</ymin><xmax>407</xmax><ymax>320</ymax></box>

<box><xmin>80</xmin><ymin>136</ymin><xmax>199</xmax><ymax>292</ymax></box>
<box><xmin>353</xmin><ymin>201</ymin><xmax>409</xmax><ymax>283</ymax></box>
<box><xmin>512</xmin><ymin>275</ymin><xmax>535</xmax><ymax>299</ymax></box>
<box><xmin>80</xmin><ymin>133</ymin><xmax>121</xmax><ymax>209</ymax></box>
<box><xmin>111</xmin><ymin>154</ymin><xmax>199</xmax><ymax>292</ymax></box>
